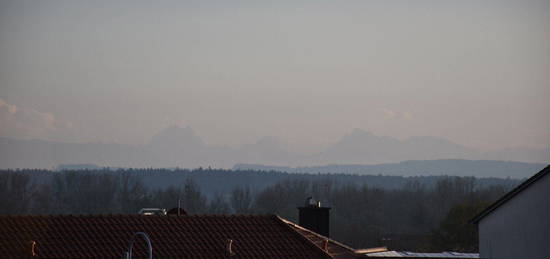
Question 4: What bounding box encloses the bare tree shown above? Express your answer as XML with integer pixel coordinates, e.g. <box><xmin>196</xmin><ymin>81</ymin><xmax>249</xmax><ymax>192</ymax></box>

<box><xmin>208</xmin><ymin>192</ymin><xmax>231</xmax><ymax>214</ymax></box>
<box><xmin>230</xmin><ymin>186</ymin><xmax>252</xmax><ymax>214</ymax></box>
<box><xmin>0</xmin><ymin>172</ymin><xmax>34</xmax><ymax>214</ymax></box>
<box><xmin>180</xmin><ymin>178</ymin><xmax>207</xmax><ymax>214</ymax></box>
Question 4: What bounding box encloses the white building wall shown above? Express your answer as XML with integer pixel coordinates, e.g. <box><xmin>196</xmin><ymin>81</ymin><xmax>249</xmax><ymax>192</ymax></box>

<box><xmin>479</xmin><ymin>173</ymin><xmax>550</xmax><ymax>259</ymax></box>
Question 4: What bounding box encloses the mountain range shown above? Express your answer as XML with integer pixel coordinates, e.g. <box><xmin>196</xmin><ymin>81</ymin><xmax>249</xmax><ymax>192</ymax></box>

<box><xmin>233</xmin><ymin>159</ymin><xmax>546</xmax><ymax>179</ymax></box>
<box><xmin>0</xmin><ymin>126</ymin><xmax>548</xmax><ymax>172</ymax></box>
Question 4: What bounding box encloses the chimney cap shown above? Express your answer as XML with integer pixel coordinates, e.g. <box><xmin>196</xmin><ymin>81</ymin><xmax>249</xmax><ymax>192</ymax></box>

<box><xmin>304</xmin><ymin>197</ymin><xmax>322</xmax><ymax>208</ymax></box>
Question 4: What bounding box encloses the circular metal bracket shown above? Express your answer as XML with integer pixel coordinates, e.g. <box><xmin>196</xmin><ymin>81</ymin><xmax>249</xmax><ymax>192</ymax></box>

<box><xmin>125</xmin><ymin>232</ymin><xmax>153</xmax><ymax>259</ymax></box>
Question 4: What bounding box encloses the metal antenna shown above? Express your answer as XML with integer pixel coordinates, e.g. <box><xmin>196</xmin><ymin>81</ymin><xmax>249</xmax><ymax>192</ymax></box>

<box><xmin>178</xmin><ymin>197</ymin><xmax>181</xmax><ymax>216</ymax></box>
<box><xmin>124</xmin><ymin>232</ymin><xmax>153</xmax><ymax>259</ymax></box>
<box><xmin>178</xmin><ymin>186</ymin><xmax>182</xmax><ymax>216</ymax></box>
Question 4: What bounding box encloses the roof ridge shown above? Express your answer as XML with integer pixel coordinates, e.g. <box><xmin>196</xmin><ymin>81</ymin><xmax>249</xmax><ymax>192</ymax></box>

<box><xmin>274</xmin><ymin>215</ymin><xmax>335</xmax><ymax>259</ymax></box>
<box><xmin>278</xmin><ymin>216</ymin><xmax>357</xmax><ymax>254</ymax></box>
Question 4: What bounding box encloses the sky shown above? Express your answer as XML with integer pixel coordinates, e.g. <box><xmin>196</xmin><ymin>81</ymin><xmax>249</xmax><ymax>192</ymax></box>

<box><xmin>1</xmin><ymin>0</ymin><xmax>549</xmax><ymax>153</ymax></box>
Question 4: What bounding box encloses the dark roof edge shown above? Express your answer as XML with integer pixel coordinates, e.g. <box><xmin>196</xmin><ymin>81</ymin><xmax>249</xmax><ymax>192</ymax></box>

<box><xmin>279</xmin><ymin>217</ymin><xmax>357</xmax><ymax>253</ymax></box>
<box><xmin>275</xmin><ymin>216</ymin><xmax>336</xmax><ymax>259</ymax></box>
<box><xmin>470</xmin><ymin>164</ymin><xmax>550</xmax><ymax>224</ymax></box>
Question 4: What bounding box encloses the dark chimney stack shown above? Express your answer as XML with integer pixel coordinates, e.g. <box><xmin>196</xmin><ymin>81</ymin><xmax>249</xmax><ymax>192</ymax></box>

<box><xmin>298</xmin><ymin>197</ymin><xmax>331</xmax><ymax>237</ymax></box>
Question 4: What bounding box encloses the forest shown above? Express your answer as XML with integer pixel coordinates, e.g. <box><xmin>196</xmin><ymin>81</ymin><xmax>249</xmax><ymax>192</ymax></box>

<box><xmin>0</xmin><ymin>168</ymin><xmax>516</xmax><ymax>252</ymax></box>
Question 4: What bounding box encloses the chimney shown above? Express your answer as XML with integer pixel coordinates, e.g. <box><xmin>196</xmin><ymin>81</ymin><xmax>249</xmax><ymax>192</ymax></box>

<box><xmin>298</xmin><ymin>197</ymin><xmax>331</xmax><ymax>237</ymax></box>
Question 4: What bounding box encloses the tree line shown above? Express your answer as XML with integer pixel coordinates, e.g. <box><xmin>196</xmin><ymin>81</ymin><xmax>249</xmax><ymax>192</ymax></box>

<box><xmin>0</xmin><ymin>169</ymin><xmax>512</xmax><ymax>252</ymax></box>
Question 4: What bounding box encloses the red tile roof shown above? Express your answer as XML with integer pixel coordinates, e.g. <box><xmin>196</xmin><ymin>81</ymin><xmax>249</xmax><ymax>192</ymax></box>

<box><xmin>0</xmin><ymin>214</ymin><xmax>333</xmax><ymax>259</ymax></box>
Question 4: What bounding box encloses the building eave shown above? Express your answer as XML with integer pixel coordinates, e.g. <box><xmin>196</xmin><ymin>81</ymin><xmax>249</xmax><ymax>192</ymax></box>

<box><xmin>470</xmin><ymin>164</ymin><xmax>550</xmax><ymax>224</ymax></box>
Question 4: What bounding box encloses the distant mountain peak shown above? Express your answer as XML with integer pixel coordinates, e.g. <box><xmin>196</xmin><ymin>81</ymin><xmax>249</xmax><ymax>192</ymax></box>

<box><xmin>337</xmin><ymin>128</ymin><xmax>397</xmax><ymax>145</ymax></box>
<box><xmin>148</xmin><ymin>125</ymin><xmax>205</xmax><ymax>149</ymax></box>
<box><xmin>407</xmin><ymin>135</ymin><xmax>455</xmax><ymax>143</ymax></box>
<box><xmin>349</xmin><ymin>128</ymin><xmax>375</xmax><ymax>137</ymax></box>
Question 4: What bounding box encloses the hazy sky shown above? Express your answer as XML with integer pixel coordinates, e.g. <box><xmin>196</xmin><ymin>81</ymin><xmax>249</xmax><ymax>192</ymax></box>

<box><xmin>1</xmin><ymin>0</ymin><xmax>549</xmax><ymax>153</ymax></box>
